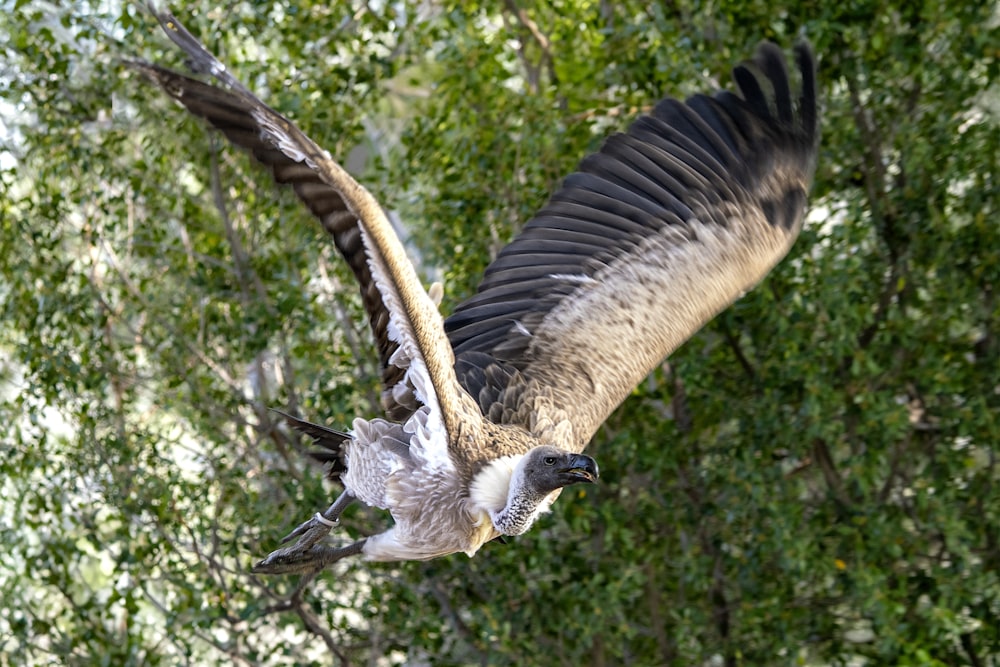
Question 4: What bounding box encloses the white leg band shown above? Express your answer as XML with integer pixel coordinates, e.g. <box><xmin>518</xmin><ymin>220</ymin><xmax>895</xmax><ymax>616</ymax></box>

<box><xmin>314</xmin><ymin>512</ymin><xmax>338</xmax><ymax>527</ymax></box>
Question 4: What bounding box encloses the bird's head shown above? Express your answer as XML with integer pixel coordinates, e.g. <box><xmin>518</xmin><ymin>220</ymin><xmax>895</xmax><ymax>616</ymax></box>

<box><xmin>519</xmin><ymin>445</ymin><xmax>599</xmax><ymax>494</ymax></box>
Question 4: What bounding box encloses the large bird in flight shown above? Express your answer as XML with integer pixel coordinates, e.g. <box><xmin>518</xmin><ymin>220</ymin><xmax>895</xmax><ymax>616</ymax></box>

<box><xmin>134</xmin><ymin>9</ymin><xmax>818</xmax><ymax>574</ymax></box>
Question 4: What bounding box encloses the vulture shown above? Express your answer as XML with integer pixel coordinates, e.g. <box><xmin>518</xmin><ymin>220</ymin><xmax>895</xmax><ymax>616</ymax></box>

<box><xmin>134</xmin><ymin>10</ymin><xmax>819</xmax><ymax>574</ymax></box>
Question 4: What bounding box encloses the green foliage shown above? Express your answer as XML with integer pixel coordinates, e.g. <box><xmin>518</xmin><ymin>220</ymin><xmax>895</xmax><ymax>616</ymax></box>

<box><xmin>2</xmin><ymin>0</ymin><xmax>998</xmax><ymax>664</ymax></box>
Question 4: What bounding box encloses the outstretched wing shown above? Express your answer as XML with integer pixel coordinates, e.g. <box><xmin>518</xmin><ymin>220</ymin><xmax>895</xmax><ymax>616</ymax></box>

<box><xmin>446</xmin><ymin>43</ymin><xmax>819</xmax><ymax>451</ymax></box>
<box><xmin>135</xmin><ymin>10</ymin><xmax>482</xmax><ymax>449</ymax></box>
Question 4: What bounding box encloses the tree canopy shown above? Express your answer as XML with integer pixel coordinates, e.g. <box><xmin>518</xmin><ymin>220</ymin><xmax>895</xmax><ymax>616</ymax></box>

<box><xmin>1</xmin><ymin>1</ymin><xmax>998</xmax><ymax>665</ymax></box>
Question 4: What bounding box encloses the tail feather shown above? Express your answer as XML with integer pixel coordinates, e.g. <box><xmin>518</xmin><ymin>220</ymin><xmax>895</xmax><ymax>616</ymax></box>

<box><xmin>272</xmin><ymin>409</ymin><xmax>351</xmax><ymax>481</ymax></box>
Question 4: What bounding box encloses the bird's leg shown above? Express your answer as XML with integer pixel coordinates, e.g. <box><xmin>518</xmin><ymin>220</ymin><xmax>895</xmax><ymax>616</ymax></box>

<box><xmin>251</xmin><ymin>491</ymin><xmax>359</xmax><ymax>575</ymax></box>
<box><xmin>279</xmin><ymin>491</ymin><xmax>356</xmax><ymax>544</ymax></box>
<box><xmin>315</xmin><ymin>538</ymin><xmax>368</xmax><ymax>569</ymax></box>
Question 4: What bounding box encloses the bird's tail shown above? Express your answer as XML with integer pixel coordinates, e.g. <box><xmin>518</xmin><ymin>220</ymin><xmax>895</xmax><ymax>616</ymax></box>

<box><xmin>272</xmin><ymin>409</ymin><xmax>351</xmax><ymax>481</ymax></box>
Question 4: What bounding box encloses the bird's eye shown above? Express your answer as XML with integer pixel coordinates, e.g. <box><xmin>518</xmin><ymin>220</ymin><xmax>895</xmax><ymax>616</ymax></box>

<box><xmin>543</xmin><ymin>456</ymin><xmax>557</xmax><ymax>466</ymax></box>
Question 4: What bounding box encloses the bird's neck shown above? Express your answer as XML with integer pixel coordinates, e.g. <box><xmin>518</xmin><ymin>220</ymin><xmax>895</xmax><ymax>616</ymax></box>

<box><xmin>490</xmin><ymin>462</ymin><xmax>556</xmax><ymax>536</ymax></box>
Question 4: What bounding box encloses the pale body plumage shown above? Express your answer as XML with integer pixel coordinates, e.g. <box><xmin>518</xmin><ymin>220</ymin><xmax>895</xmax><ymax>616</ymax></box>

<box><xmin>347</xmin><ymin>416</ymin><xmax>563</xmax><ymax>560</ymax></box>
<box><xmin>344</xmin><ymin>413</ymin><xmax>497</xmax><ymax>560</ymax></box>
<box><xmin>135</xmin><ymin>11</ymin><xmax>819</xmax><ymax>572</ymax></box>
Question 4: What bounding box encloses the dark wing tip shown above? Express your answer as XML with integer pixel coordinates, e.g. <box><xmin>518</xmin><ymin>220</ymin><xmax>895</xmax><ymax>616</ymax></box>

<box><xmin>732</xmin><ymin>41</ymin><xmax>819</xmax><ymax>233</ymax></box>
<box><xmin>733</xmin><ymin>40</ymin><xmax>819</xmax><ymax>147</ymax></box>
<box><xmin>145</xmin><ymin>4</ymin><xmax>249</xmax><ymax>91</ymax></box>
<box><xmin>792</xmin><ymin>40</ymin><xmax>819</xmax><ymax>143</ymax></box>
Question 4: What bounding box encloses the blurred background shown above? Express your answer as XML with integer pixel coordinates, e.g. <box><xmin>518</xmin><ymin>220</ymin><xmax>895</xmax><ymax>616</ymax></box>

<box><xmin>1</xmin><ymin>1</ymin><xmax>997</xmax><ymax>664</ymax></box>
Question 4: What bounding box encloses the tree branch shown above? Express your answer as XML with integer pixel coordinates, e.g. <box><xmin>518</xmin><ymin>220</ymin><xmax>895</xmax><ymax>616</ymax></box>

<box><xmin>812</xmin><ymin>438</ymin><xmax>853</xmax><ymax>510</ymax></box>
<box><xmin>501</xmin><ymin>0</ymin><xmax>560</xmax><ymax>94</ymax></box>
<box><xmin>719</xmin><ymin>319</ymin><xmax>757</xmax><ymax>381</ymax></box>
<box><xmin>643</xmin><ymin>560</ymin><xmax>677</xmax><ymax>663</ymax></box>
<box><xmin>960</xmin><ymin>633</ymin><xmax>983</xmax><ymax>667</ymax></box>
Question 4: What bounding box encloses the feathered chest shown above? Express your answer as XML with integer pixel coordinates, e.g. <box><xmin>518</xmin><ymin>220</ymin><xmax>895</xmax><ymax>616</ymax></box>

<box><xmin>340</xmin><ymin>416</ymin><xmax>502</xmax><ymax>559</ymax></box>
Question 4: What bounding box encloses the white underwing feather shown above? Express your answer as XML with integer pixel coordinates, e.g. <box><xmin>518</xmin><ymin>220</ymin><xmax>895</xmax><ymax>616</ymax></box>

<box><xmin>356</xmin><ymin>226</ymin><xmax>453</xmax><ymax>471</ymax></box>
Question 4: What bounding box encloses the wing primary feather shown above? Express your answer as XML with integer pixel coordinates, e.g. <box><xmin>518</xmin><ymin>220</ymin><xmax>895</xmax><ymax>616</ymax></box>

<box><xmin>753</xmin><ymin>43</ymin><xmax>794</xmax><ymax>123</ymax></box>
<box><xmin>628</xmin><ymin>118</ymin><xmax>738</xmax><ymax>199</ymax></box>
<box><xmin>794</xmin><ymin>42</ymin><xmax>819</xmax><ymax>140</ymax></box>
<box><xmin>589</xmin><ymin>137</ymin><xmax>711</xmax><ymax>210</ymax></box>
<box><xmin>651</xmin><ymin>98</ymin><xmax>741</xmax><ymax>167</ymax></box>
<box><xmin>732</xmin><ymin>62</ymin><xmax>773</xmax><ymax>120</ymax></box>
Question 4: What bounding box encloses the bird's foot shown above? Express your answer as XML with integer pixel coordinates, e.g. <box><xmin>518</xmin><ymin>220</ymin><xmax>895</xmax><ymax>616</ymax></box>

<box><xmin>252</xmin><ymin>492</ymin><xmax>358</xmax><ymax>575</ymax></box>
<box><xmin>251</xmin><ymin>539</ymin><xmax>367</xmax><ymax>575</ymax></box>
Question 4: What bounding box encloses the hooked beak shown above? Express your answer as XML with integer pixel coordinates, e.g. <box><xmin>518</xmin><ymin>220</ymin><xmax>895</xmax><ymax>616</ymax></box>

<box><xmin>563</xmin><ymin>454</ymin><xmax>599</xmax><ymax>484</ymax></box>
